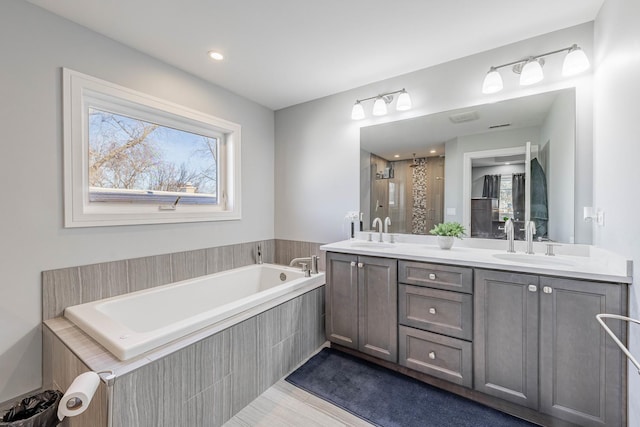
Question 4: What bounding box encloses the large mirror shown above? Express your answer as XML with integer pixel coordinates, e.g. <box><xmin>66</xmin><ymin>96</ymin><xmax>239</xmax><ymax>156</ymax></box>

<box><xmin>360</xmin><ymin>88</ymin><xmax>579</xmax><ymax>244</ymax></box>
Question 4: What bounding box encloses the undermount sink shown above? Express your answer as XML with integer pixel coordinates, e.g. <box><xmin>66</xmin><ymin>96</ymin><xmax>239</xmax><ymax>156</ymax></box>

<box><xmin>349</xmin><ymin>241</ymin><xmax>396</xmax><ymax>249</ymax></box>
<box><xmin>492</xmin><ymin>253</ymin><xmax>576</xmax><ymax>267</ymax></box>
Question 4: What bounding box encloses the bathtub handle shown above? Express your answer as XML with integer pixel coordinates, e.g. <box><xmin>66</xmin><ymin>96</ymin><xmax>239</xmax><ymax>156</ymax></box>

<box><xmin>300</xmin><ymin>263</ymin><xmax>311</xmax><ymax>277</ymax></box>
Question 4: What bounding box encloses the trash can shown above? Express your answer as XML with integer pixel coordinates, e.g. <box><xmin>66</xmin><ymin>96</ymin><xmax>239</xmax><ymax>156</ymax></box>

<box><xmin>1</xmin><ymin>390</ymin><xmax>63</xmax><ymax>427</ymax></box>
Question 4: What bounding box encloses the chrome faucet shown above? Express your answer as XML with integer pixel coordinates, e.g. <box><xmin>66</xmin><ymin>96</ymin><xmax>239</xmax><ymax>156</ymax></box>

<box><xmin>257</xmin><ymin>243</ymin><xmax>263</xmax><ymax>264</ymax></box>
<box><xmin>289</xmin><ymin>255</ymin><xmax>318</xmax><ymax>274</ymax></box>
<box><xmin>525</xmin><ymin>220</ymin><xmax>537</xmax><ymax>254</ymax></box>
<box><xmin>372</xmin><ymin>217</ymin><xmax>383</xmax><ymax>242</ymax></box>
<box><xmin>504</xmin><ymin>218</ymin><xmax>515</xmax><ymax>253</ymax></box>
<box><xmin>384</xmin><ymin>217</ymin><xmax>391</xmax><ymax>233</ymax></box>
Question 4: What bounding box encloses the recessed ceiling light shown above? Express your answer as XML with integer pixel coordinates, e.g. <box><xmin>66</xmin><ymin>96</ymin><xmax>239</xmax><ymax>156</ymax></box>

<box><xmin>430</xmin><ymin>150</ymin><xmax>436</xmax><ymax>154</ymax></box>
<box><xmin>208</xmin><ymin>51</ymin><xmax>224</xmax><ymax>61</ymax></box>
<box><xmin>394</xmin><ymin>154</ymin><xmax>400</xmax><ymax>158</ymax></box>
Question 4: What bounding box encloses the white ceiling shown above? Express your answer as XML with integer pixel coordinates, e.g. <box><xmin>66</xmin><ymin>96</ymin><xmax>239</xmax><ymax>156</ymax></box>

<box><xmin>25</xmin><ymin>0</ymin><xmax>603</xmax><ymax>110</ymax></box>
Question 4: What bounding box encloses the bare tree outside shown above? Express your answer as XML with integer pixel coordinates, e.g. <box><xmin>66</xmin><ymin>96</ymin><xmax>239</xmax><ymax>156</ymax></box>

<box><xmin>88</xmin><ymin>109</ymin><xmax>218</xmax><ymax>197</ymax></box>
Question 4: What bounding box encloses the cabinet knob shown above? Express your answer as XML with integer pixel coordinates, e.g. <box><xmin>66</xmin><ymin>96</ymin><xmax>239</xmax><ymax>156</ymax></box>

<box><xmin>543</xmin><ymin>286</ymin><xmax>553</xmax><ymax>294</ymax></box>
<box><xmin>357</xmin><ymin>262</ymin><xmax>364</xmax><ymax>268</ymax></box>
<box><xmin>428</xmin><ymin>273</ymin><xmax>437</xmax><ymax>280</ymax></box>
<box><xmin>428</xmin><ymin>351</ymin><xmax>436</xmax><ymax>360</ymax></box>
<box><xmin>429</xmin><ymin>308</ymin><xmax>437</xmax><ymax>315</ymax></box>
<box><xmin>528</xmin><ymin>285</ymin><xmax>537</xmax><ymax>292</ymax></box>
<box><xmin>350</xmin><ymin>261</ymin><xmax>356</xmax><ymax>267</ymax></box>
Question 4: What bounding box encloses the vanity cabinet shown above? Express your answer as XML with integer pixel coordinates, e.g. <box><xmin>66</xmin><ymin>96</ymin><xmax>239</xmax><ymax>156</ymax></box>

<box><xmin>325</xmin><ymin>252</ymin><xmax>398</xmax><ymax>362</ymax></box>
<box><xmin>474</xmin><ymin>269</ymin><xmax>627</xmax><ymax>427</ymax></box>
<box><xmin>397</xmin><ymin>261</ymin><xmax>474</xmax><ymax>387</ymax></box>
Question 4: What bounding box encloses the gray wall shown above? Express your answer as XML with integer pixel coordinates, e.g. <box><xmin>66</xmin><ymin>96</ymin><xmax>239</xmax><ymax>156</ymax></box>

<box><xmin>0</xmin><ymin>1</ymin><xmax>274</xmax><ymax>402</ymax></box>
<box><xmin>594</xmin><ymin>1</ymin><xmax>640</xmax><ymax>425</ymax></box>
<box><xmin>275</xmin><ymin>23</ymin><xmax>594</xmax><ymax>245</ymax></box>
<box><xmin>539</xmin><ymin>90</ymin><xmax>576</xmax><ymax>243</ymax></box>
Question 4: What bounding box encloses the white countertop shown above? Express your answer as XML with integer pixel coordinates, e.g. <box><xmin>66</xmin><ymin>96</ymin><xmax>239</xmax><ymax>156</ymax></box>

<box><xmin>321</xmin><ymin>235</ymin><xmax>632</xmax><ymax>284</ymax></box>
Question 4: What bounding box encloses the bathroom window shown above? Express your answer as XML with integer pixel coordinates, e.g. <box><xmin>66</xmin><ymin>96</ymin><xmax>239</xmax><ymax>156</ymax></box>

<box><xmin>63</xmin><ymin>69</ymin><xmax>241</xmax><ymax>227</ymax></box>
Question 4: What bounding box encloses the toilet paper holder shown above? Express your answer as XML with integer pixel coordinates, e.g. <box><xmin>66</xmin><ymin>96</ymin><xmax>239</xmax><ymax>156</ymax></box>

<box><xmin>63</xmin><ymin>370</ymin><xmax>114</xmax><ymax>410</ymax></box>
<box><xmin>58</xmin><ymin>369</ymin><xmax>116</xmax><ymax>424</ymax></box>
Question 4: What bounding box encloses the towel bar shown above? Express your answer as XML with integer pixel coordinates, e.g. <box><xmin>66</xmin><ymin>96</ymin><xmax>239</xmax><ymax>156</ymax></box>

<box><xmin>596</xmin><ymin>313</ymin><xmax>640</xmax><ymax>375</ymax></box>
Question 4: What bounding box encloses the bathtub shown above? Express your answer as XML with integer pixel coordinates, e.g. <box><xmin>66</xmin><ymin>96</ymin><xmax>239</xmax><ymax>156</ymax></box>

<box><xmin>64</xmin><ymin>263</ymin><xmax>325</xmax><ymax>361</ymax></box>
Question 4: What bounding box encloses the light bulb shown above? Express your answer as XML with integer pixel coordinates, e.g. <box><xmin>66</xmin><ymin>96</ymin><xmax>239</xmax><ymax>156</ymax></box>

<box><xmin>207</xmin><ymin>51</ymin><xmax>224</xmax><ymax>61</ymax></box>
<box><xmin>520</xmin><ymin>59</ymin><xmax>544</xmax><ymax>86</ymax></box>
<box><xmin>351</xmin><ymin>102</ymin><xmax>365</xmax><ymax>120</ymax></box>
<box><xmin>396</xmin><ymin>90</ymin><xmax>412</xmax><ymax>111</ymax></box>
<box><xmin>563</xmin><ymin>45</ymin><xmax>590</xmax><ymax>76</ymax></box>
<box><xmin>372</xmin><ymin>97</ymin><xmax>387</xmax><ymax>116</ymax></box>
<box><xmin>482</xmin><ymin>68</ymin><xmax>503</xmax><ymax>94</ymax></box>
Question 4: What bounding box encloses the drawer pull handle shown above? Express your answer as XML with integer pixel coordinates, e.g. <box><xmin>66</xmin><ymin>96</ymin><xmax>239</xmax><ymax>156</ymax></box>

<box><xmin>350</xmin><ymin>261</ymin><xmax>356</xmax><ymax>267</ymax></box>
<box><xmin>528</xmin><ymin>285</ymin><xmax>537</xmax><ymax>292</ymax></box>
<box><xmin>429</xmin><ymin>308</ymin><xmax>437</xmax><ymax>315</ymax></box>
<box><xmin>543</xmin><ymin>286</ymin><xmax>553</xmax><ymax>294</ymax></box>
<box><xmin>357</xmin><ymin>262</ymin><xmax>364</xmax><ymax>268</ymax></box>
<box><xmin>428</xmin><ymin>273</ymin><xmax>437</xmax><ymax>280</ymax></box>
<box><xmin>428</xmin><ymin>351</ymin><xmax>436</xmax><ymax>360</ymax></box>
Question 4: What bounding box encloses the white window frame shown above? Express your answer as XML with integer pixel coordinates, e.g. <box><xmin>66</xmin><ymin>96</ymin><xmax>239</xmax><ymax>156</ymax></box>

<box><xmin>63</xmin><ymin>68</ymin><xmax>241</xmax><ymax>227</ymax></box>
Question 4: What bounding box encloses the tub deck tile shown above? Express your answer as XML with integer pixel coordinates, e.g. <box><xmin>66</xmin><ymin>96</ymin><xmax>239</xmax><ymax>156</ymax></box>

<box><xmin>171</xmin><ymin>249</ymin><xmax>207</xmax><ymax>282</ymax></box>
<box><xmin>205</xmin><ymin>245</ymin><xmax>235</xmax><ymax>274</ymax></box>
<box><xmin>78</xmin><ymin>260</ymin><xmax>129</xmax><ymax>302</ymax></box>
<box><xmin>127</xmin><ymin>254</ymin><xmax>172</xmax><ymax>292</ymax></box>
<box><xmin>42</xmin><ymin>267</ymin><xmax>82</xmax><ymax>320</ymax></box>
<box><xmin>113</xmin><ymin>361</ymin><xmax>163</xmax><ymax>427</ymax></box>
<box><xmin>230</xmin><ymin>317</ymin><xmax>259</xmax><ymax>413</ymax></box>
<box><xmin>211</xmin><ymin>328</ymin><xmax>232</xmax><ymax>383</ymax></box>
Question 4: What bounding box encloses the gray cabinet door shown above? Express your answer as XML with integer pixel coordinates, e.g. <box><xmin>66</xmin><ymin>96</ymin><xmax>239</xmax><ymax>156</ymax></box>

<box><xmin>358</xmin><ymin>256</ymin><xmax>398</xmax><ymax>362</ymax></box>
<box><xmin>539</xmin><ymin>277</ymin><xmax>626</xmax><ymax>427</ymax></box>
<box><xmin>325</xmin><ymin>252</ymin><xmax>358</xmax><ymax>349</ymax></box>
<box><xmin>474</xmin><ymin>269</ymin><xmax>539</xmax><ymax>409</ymax></box>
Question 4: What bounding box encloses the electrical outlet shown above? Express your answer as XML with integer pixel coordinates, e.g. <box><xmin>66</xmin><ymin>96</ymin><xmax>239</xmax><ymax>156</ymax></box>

<box><xmin>596</xmin><ymin>210</ymin><xmax>605</xmax><ymax>226</ymax></box>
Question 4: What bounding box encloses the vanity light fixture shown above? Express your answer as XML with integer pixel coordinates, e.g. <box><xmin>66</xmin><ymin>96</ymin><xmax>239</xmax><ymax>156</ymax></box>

<box><xmin>482</xmin><ymin>44</ymin><xmax>590</xmax><ymax>94</ymax></box>
<box><xmin>351</xmin><ymin>88</ymin><xmax>412</xmax><ymax>120</ymax></box>
<box><xmin>518</xmin><ymin>57</ymin><xmax>545</xmax><ymax>86</ymax></box>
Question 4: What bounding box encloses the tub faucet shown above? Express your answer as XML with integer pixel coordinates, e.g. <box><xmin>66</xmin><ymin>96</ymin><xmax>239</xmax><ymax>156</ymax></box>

<box><xmin>257</xmin><ymin>244</ymin><xmax>263</xmax><ymax>264</ymax></box>
<box><xmin>504</xmin><ymin>219</ymin><xmax>515</xmax><ymax>253</ymax></box>
<box><xmin>384</xmin><ymin>217</ymin><xmax>391</xmax><ymax>233</ymax></box>
<box><xmin>525</xmin><ymin>220</ymin><xmax>537</xmax><ymax>254</ymax></box>
<box><xmin>289</xmin><ymin>255</ymin><xmax>318</xmax><ymax>274</ymax></box>
<box><xmin>372</xmin><ymin>217</ymin><xmax>383</xmax><ymax>242</ymax></box>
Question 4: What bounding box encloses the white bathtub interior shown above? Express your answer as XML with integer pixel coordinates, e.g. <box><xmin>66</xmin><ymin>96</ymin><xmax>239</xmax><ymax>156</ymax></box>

<box><xmin>64</xmin><ymin>263</ymin><xmax>324</xmax><ymax>361</ymax></box>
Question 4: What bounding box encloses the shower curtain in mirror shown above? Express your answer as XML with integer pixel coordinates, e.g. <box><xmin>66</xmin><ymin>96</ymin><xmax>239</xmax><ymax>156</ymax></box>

<box><xmin>512</xmin><ymin>173</ymin><xmax>525</xmax><ymax>220</ymax></box>
<box><xmin>482</xmin><ymin>175</ymin><xmax>500</xmax><ymax>198</ymax></box>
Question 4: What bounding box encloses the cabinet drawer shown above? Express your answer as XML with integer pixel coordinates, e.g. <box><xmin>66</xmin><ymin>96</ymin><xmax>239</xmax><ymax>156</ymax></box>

<box><xmin>398</xmin><ymin>261</ymin><xmax>472</xmax><ymax>294</ymax></box>
<box><xmin>399</xmin><ymin>284</ymin><xmax>473</xmax><ymax>340</ymax></box>
<box><xmin>399</xmin><ymin>325</ymin><xmax>473</xmax><ymax>388</ymax></box>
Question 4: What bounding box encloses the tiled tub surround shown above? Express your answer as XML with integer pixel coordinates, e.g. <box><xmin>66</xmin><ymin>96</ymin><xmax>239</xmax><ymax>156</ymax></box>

<box><xmin>42</xmin><ymin>239</ymin><xmax>326</xmax><ymax>321</ymax></box>
<box><xmin>41</xmin><ymin>239</ymin><xmax>326</xmax><ymax>427</ymax></box>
